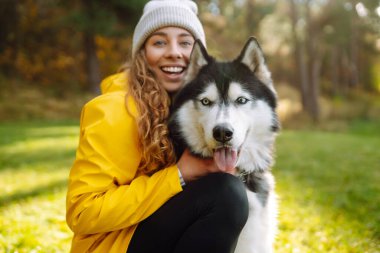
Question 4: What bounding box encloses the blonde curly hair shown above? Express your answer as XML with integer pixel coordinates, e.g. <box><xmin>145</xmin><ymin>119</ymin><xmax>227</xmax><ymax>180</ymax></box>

<box><xmin>125</xmin><ymin>50</ymin><xmax>176</xmax><ymax>174</ymax></box>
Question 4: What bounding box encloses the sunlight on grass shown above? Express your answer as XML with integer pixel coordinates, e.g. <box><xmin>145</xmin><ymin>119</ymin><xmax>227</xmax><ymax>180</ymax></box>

<box><xmin>0</xmin><ymin>121</ymin><xmax>379</xmax><ymax>252</ymax></box>
<box><xmin>274</xmin><ymin>130</ymin><xmax>380</xmax><ymax>253</ymax></box>
<box><xmin>0</xmin><ymin>121</ymin><xmax>77</xmax><ymax>252</ymax></box>
<box><xmin>0</xmin><ymin>190</ymin><xmax>72</xmax><ymax>252</ymax></box>
<box><xmin>0</xmin><ymin>122</ymin><xmax>78</xmax><ymax>205</ymax></box>
<box><xmin>1</xmin><ymin>169</ymin><xmax>68</xmax><ymax>203</ymax></box>
<box><xmin>3</xmin><ymin>135</ymin><xmax>77</xmax><ymax>157</ymax></box>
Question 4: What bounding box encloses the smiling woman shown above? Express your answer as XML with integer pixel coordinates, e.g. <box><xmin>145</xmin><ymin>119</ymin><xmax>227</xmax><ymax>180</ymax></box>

<box><xmin>144</xmin><ymin>27</ymin><xmax>195</xmax><ymax>92</ymax></box>
<box><xmin>65</xmin><ymin>1</ymin><xmax>250</xmax><ymax>253</ymax></box>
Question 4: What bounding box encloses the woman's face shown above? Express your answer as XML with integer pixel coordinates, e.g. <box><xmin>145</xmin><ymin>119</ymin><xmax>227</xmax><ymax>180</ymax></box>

<box><xmin>144</xmin><ymin>27</ymin><xmax>195</xmax><ymax>93</ymax></box>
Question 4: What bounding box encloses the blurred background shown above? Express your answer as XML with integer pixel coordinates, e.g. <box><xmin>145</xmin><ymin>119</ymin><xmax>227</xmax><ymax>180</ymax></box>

<box><xmin>1</xmin><ymin>0</ymin><xmax>379</xmax><ymax>125</ymax></box>
<box><xmin>0</xmin><ymin>0</ymin><xmax>379</xmax><ymax>252</ymax></box>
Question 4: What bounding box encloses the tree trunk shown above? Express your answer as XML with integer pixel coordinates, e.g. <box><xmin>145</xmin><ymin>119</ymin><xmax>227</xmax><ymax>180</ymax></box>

<box><xmin>245</xmin><ymin>0</ymin><xmax>256</xmax><ymax>36</ymax></box>
<box><xmin>310</xmin><ymin>54</ymin><xmax>321</xmax><ymax>119</ymax></box>
<box><xmin>83</xmin><ymin>32</ymin><xmax>101</xmax><ymax>94</ymax></box>
<box><xmin>305</xmin><ymin>0</ymin><xmax>320</xmax><ymax>121</ymax></box>
<box><xmin>289</xmin><ymin>0</ymin><xmax>309</xmax><ymax>112</ymax></box>
<box><xmin>330</xmin><ymin>46</ymin><xmax>340</xmax><ymax>96</ymax></box>
<box><xmin>82</xmin><ymin>0</ymin><xmax>101</xmax><ymax>94</ymax></box>
<box><xmin>349</xmin><ymin>4</ymin><xmax>359</xmax><ymax>88</ymax></box>
<box><xmin>0</xmin><ymin>0</ymin><xmax>19</xmax><ymax>77</ymax></box>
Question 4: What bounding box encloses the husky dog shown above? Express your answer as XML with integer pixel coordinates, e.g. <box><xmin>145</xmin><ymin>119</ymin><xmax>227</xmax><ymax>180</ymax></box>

<box><xmin>168</xmin><ymin>37</ymin><xmax>279</xmax><ymax>253</ymax></box>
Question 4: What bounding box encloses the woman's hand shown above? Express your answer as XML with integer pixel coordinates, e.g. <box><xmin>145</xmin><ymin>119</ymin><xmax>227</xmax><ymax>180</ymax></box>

<box><xmin>177</xmin><ymin>148</ymin><xmax>237</xmax><ymax>183</ymax></box>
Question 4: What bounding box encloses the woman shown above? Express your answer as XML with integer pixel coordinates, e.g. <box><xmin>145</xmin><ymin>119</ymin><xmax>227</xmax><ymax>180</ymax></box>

<box><xmin>66</xmin><ymin>1</ymin><xmax>249</xmax><ymax>252</ymax></box>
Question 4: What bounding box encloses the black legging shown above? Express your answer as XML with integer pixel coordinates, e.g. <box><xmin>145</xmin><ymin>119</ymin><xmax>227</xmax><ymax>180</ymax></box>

<box><xmin>127</xmin><ymin>173</ymin><xmax>249</xmax><ymax>253</ymax></box>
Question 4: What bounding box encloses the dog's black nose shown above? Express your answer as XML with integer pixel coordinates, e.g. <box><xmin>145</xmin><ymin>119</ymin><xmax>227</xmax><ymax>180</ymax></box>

<box><xmin>213</xmin><ymin>124</ymin><xmax>234</xmax><ymax>143</ymax></box>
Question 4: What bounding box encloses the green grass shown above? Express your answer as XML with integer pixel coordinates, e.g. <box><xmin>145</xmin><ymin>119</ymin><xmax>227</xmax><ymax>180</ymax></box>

<box><xmin>273</xmin><ymin>124</ymin><xmax>380</xmax><ymax>252</ymax></box>
<box><xmin>0</xmin><ymin>121</ymin><xmax>78</xmax><ymax>253</ymax></box>
<box><xmin>0</xmin><ymin>121</ymin><xmax>379</xmax><ymax>252</ymax></box>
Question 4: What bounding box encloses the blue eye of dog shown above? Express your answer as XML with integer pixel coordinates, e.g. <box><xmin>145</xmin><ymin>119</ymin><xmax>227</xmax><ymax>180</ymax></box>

<box><xmin>200</xmin><ymin>98</ymin><xmax>212</xmax><ymax>106</ymax></box>
<box><xmin>236</xmin><ymin>97</ymin><xmax>249</xmax><ymax>104</ymax></box>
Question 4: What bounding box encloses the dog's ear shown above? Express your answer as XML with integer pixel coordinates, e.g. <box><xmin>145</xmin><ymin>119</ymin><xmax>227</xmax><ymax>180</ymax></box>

<box><xmin>184</xmin><ymin>39</ymin><xmax>209</xmax><ymax>83</ymax></box>
<box><xmin>238</xmin><ymin>37</ymin><xmax>275</xmax><ymax>93</ymax></box>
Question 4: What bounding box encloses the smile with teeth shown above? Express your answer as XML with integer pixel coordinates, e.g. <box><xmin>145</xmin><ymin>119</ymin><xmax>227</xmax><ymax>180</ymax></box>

<box><xmin>161</xmin><ymin>66</ymin><xmax>185</xmax><ymax>74</ymax></box>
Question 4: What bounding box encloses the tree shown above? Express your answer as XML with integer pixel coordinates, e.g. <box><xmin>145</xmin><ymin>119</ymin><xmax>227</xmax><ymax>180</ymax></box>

<box><xmin>0</xmin><ymin>0</ymin><xmax>147</xmax><ymax>92</ymax></box>
<box><xmin>289</xmin><ymin>0</ymin><xmax>310</xmax><ymax>117</ymax></box>
<box><xmin>286</xmin><ymin>0</ymin><xmax>380</xmax><ymax>120</ymax></box>
<box><xmin>0</xmin><ymin>0</ymin><xmax>19</xmax><ymax>76</ymax></box>
<box><xmin>62</xmin><ymin>0</ymin><xmax>147</xmax><ymax>93</ymax></box>
<box><xmin>289</xmin><ymin>0</ymin><xmax>321</xmax><ymax>121</ymax></box>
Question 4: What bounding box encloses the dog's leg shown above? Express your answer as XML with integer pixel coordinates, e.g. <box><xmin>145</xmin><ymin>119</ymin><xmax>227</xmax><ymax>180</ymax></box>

<box><xmin>234</xmin><ymin>172</ymin><xmax>277</xmax><ymax>253</ymax></box>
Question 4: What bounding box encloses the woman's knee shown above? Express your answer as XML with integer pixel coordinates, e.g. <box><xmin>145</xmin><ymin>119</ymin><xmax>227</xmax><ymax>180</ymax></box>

<box><xmin>215</xmin><ymin>174</ymin><xmax>248</xmax><ymax>217</ymax></box>
<box><xmin>192</xmin><ymin>173</ymin><xmax>249</xmax><ymax>227</ymax></box>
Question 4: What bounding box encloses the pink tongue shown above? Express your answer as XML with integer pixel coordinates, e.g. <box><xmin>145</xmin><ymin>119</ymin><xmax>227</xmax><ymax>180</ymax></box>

<box><xmin>213</xmin><ymin>148</ymin><xmax>238</xmax><ymax>172</ymax></box>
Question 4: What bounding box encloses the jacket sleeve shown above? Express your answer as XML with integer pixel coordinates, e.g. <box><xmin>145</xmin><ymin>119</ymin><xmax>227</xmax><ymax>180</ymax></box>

<box><xmin>66</xmin><ymin>91</ymin><xmax>183</xmax><ymax>235</ymax></box>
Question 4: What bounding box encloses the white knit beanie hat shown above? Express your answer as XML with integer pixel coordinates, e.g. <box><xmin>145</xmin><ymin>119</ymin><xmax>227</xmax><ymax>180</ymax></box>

<box><xmin>132</xmin><ymin>0</ymin><xmax>206</xmax><ymax>57</ymax></box>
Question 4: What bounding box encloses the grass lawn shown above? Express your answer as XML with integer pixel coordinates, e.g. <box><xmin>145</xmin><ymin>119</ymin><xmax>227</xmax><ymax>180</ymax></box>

<box><xmin>0</xmin><ymin>120</ymin><xmax>379</xmax><ymax>252</ymax></box>
<box><xmin>274</xmin><ymin>123</ymin><xmax>380</xmax><ymax>252</ymax></box>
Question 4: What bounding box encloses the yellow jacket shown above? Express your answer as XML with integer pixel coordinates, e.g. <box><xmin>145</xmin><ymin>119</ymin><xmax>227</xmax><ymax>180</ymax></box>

<box><xmin>66</xmin><ymin>72</ymin><xmax>183</xmax><ymax>252</ymax></box>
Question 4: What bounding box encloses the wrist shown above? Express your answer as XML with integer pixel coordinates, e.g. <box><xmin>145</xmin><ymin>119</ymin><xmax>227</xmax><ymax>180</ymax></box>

<box><xmin>177</xmin><ymin>166</ymin><xmax>186</xmax><ymax>186</ymax></box>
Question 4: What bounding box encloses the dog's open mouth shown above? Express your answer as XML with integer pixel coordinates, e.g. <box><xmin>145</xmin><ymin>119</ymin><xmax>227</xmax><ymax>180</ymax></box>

<box><xmin>213</xmin><ymin>146</ymin><xmax>239</xmax><ymax>171</ymax></box>
<box><xmin>213</xmin><ymin>145</ymin><xmax>241</xmax><ymax>156</ymax></box>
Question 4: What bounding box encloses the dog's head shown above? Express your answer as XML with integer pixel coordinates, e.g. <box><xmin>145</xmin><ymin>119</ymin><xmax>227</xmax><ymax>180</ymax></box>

<box><xmin>169</xmin><ymin>37</ymin><xmax>279</xmax><ymax>172</ymax></box>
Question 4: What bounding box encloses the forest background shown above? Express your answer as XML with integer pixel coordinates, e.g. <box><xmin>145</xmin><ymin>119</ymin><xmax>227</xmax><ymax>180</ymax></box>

<box><xmin>0</xmin><ymin>0</ymin><xmax>380</xmax><ymax>252</ymax></box>
<box><xmin>1</xmin><ymin>0</ymin><xmax>379</xmax><ymax>124</ymax></box>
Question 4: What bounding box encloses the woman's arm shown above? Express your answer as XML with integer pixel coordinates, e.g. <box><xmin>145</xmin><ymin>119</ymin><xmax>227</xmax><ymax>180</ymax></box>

<box><xmin>66</xmin><ymin>92</ymin><xmax>183</xmax><ymax>235</ymax></box>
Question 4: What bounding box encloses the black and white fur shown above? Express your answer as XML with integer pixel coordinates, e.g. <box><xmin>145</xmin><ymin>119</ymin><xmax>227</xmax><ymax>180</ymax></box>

<box><xmin>169</xmin><ymin>37</ymin><xmax>279</xmax><ymax>253</ymax></box>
